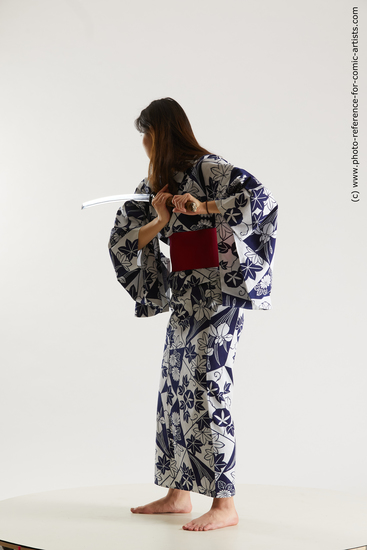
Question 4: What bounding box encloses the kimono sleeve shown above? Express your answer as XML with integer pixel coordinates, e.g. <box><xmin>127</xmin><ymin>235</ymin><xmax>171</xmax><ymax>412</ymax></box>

<box><xmin>108</xmin><ymin>179</ymin><xmax>170</xmax><ymax>318</ymax></box>
<box><xmin>201</xmin><ymin>156</ymin><xmax>278</xmax><ymax>309</ymax></box>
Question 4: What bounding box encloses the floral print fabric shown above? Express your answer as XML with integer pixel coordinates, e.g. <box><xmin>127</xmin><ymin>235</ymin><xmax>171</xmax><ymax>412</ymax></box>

<box><xmin>108</xmin><ymin>154</ymin><xmax>278</xmax><ymax>317</ymax></box>
<box><xmin>155</xmin><ymin>277</ymin><xmax>245</xmax><ymax>497</ymax></box>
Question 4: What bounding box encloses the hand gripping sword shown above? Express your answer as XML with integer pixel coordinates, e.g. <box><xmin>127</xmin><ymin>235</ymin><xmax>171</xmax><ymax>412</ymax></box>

<box><xmin>81</xmin><ymin>194</ymin><xmax>197</xmax><ymax>212</ymax></box>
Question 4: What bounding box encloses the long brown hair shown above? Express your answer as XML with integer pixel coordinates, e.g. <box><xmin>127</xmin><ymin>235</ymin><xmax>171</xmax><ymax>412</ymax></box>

<box><xmin>134</xmin><ymin>98</ymin><xmax>213</xmax><ymax>194</ymax></box>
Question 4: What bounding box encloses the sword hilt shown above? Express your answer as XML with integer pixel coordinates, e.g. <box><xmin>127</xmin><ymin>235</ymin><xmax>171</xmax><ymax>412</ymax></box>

<box><xmin>165</xmin><ymin>197</ymin><xmax>197</xmax><ymax>213</ymax></box>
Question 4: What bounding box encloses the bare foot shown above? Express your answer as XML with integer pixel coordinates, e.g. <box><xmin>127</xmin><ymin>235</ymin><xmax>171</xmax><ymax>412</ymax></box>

<box><xmin>131</xmin><ymin>488</ymin><xmax>192</xmax><ymax>514</ymax></box>
<box><xmin>182</xmin><ymin>498</ymin><xmax>239</xmax><ymax>531</ymax></box>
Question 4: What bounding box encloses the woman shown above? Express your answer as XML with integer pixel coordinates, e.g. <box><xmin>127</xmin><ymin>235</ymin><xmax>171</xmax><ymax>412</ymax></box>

<box><xmin>108</xmin><ymin>98</ymin><xmax>278</xmax><ymax>531</ymax></box>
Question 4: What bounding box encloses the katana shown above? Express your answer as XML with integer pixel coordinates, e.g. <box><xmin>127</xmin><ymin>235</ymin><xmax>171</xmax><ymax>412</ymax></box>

<box><xmin>81</xmin><ymin>194</ymin><xmax>197</xmax><ymax>212</ymax></box>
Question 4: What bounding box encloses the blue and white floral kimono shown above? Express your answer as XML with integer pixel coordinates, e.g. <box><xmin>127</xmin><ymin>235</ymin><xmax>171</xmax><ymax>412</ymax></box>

<box><xmin>108</xmin><ymin>154</ymin><xmax>278</xmax><ymax>498</ymax></box>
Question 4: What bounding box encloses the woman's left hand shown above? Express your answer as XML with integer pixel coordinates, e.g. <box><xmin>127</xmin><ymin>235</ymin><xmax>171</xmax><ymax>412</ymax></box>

<box><xmin>171</xmin><ymin>193</ymin><xmax>206</xmax><ymax>215</ymax></box>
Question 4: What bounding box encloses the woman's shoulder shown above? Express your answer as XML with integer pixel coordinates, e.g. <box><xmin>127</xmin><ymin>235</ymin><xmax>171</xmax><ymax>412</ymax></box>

<box><xmin>196</xmin><ymin>155</ymin><xmax>263</xmax><ymax>193</ymax></box>
<box><xmin>200</xmin><ymin>154</ymin><xmax>252</xmax><ymax>173</ymax></box>
<box><xmin>198</xmin><ymin>154</ymin><xmax>242</xmax><ymax>178</ymax></box>
<box><xmin>187</xmin><ymin>154</ymin><xmax>233</xmax><ymax>179</ymax></box>
<box><xmin>198</xmin><ymin>154</ymin><xmax>230</xmax><ymax>166</ymax></box>
<box><xmin>199</xmin><ymin>154</ymin><xmax>246</xmax><ymax>176</ymax></box>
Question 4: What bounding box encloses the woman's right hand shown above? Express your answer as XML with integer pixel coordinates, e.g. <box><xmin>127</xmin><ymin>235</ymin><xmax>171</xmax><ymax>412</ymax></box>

<box><xmin>151</xmin><ymin>184</ymin><xmax>173</xmax><ymax>226</ymax></box>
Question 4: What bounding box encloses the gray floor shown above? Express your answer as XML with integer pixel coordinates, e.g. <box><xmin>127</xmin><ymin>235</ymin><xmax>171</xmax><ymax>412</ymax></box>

<box><xmin>0</xmin><ymin>483</ymin><xmax>366</xmax><ymax>550</ymax></box>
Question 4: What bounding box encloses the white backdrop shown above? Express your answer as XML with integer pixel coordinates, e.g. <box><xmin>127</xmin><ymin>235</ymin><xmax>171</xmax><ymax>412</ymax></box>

<box><xmin>0</xmin><ymin>0</ymin><xmax>366</xmax><ymax>501</ymax></box>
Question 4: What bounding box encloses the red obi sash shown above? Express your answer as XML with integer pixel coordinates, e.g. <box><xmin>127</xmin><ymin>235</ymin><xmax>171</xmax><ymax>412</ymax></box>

<box><xmin>169</xmin><ymin>227</ymin><xmax>219</xmax><ymax>272</ymax></box>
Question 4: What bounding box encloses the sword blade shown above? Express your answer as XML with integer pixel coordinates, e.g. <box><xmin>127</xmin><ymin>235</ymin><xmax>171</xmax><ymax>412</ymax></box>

<box><xmin>81</xmin><ymin>194</ymin><xmax>151</xmax><ymax>209</ymax></box>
